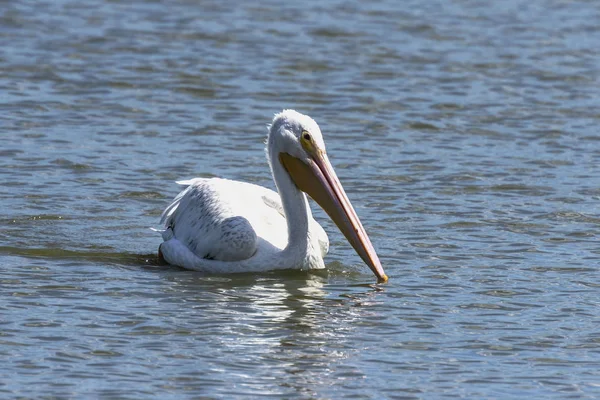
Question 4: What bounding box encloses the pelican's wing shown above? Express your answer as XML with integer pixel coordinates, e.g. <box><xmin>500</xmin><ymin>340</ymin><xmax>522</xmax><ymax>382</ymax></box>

<box><xmin>160</xmin><ymin>178</ymin><xmax>296</xmax><ymax>262</ymax></box>
<box><xmin>161</xmin><ymin>178</ymin><xmax>262</xmax><ymax>261</ymax></box>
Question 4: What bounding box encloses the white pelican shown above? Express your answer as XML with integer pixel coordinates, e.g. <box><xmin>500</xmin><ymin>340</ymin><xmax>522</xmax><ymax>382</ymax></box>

<box><xmin>157</xmin><ymin>110</ymin><xmax>388</xmax><ymax>282</ymax></box>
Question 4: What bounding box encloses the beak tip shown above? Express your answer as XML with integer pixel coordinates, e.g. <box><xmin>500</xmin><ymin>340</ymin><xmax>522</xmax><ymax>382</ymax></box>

<box><xmin>377</xmin><ymin>273</ymin><xmax>389</xmax><ymax>284</ymax></box>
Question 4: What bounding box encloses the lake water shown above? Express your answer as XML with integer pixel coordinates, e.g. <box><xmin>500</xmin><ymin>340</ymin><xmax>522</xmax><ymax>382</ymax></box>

<box><xmin>1</xmin><ymin>0</ymin><xmax>599</xmax><ymax>398</ymax></box>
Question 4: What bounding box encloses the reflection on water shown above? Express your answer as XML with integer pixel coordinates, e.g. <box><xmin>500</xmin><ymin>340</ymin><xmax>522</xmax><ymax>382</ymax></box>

<box><xmin>1</xmin><ymin>0</ymin><xmax>600</xmax><ymax>398</ymax></box>
<box><xmin>2</xmin><ymin>258</ymin><xmax>387</xmax><ymax>397</ymax></box>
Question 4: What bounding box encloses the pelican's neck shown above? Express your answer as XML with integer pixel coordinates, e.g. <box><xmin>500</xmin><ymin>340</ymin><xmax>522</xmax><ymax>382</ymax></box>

<box><xmin>270</xmin><ymin>151</ymin><xmax>312</xmax><ymax>256</ymax></box>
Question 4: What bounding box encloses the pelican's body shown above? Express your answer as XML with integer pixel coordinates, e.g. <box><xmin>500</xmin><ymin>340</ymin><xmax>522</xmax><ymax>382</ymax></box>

<box><xmin>159</xmin><ymin>177</ymin><xmax>329</xmax><ymax>273</ymax></box>
<box><xmin>157</xmin><ymin>110</ymin><xmax>387</xmax><ymax>282</ymax></box>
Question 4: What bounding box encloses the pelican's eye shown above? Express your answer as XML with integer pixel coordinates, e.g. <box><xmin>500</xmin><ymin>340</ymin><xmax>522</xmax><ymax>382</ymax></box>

<box><xmin>300</xmin><ymin>130</ymin><xmax>317</xmax><ymax>154</ymax></box>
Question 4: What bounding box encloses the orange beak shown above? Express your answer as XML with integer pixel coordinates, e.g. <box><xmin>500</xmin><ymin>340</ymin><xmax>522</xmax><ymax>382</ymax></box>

<box><xmin>280</xmin><ymin>151</ymin><xmax>388</xmax><ymax>283</ymax></box>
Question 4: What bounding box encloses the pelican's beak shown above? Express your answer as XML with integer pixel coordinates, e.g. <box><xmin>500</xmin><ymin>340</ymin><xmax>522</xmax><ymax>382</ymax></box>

<box><xmin>280</xmin><ymin>151</ymin><xmax>388</xmax><ymax>283</ymax></box>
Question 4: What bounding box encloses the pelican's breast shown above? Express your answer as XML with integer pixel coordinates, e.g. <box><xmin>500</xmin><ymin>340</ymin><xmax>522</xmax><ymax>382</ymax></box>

<box><xmin>262</xmin><ymin>188</ymin><xmax>329</xmax><ymax>257</ymax></box>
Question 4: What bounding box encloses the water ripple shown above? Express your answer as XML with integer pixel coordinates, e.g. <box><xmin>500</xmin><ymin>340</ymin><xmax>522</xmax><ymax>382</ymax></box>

<box><xmin>1</xmin><ymin>0</ymin><xmax>600</xmax><ymax>398</ymax></box>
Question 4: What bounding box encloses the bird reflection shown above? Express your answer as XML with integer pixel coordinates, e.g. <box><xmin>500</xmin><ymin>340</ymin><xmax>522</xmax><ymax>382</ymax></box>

<box><xmin>158</xmin><ymin>268</ymin><xmax>385</xmax><ymax>393</ymax></box>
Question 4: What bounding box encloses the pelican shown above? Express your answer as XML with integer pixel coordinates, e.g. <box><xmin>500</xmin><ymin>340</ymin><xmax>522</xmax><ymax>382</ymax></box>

<box><xmin>157</xmin><ymin>110</ymin><xmax>388</xmax><ymax>282</ymax></box>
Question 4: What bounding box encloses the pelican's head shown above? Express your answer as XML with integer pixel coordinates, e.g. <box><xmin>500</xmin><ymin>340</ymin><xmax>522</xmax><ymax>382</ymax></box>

<box><xmin>268</xmin><ymin>110</ymin><xmax>388</xmax><ymax>283</ymax></box>
<box><xmin>267</xmin><ymin>110</ymin><xmax>325</xmax><ymax>162</ymax></box>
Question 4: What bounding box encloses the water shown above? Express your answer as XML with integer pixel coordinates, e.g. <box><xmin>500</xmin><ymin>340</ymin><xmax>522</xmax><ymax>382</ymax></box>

<box><xmin>1</xmin><ymin>0</ymin><xmax>599</xmax><ymax>398</ymax></box>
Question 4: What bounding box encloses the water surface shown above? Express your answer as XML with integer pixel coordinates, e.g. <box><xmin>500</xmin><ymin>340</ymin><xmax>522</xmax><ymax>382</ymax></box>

<box><xmin>1</xmin><ymin>0</ymin><xmax>599</xmax><ymax>398</ymax></box>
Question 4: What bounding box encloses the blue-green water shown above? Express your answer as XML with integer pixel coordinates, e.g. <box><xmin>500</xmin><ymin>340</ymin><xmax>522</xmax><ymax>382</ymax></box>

<box><xmin>1</xmin><ymin>0</ymin><xmax>599</xmax><ymax>398</ymax></box>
